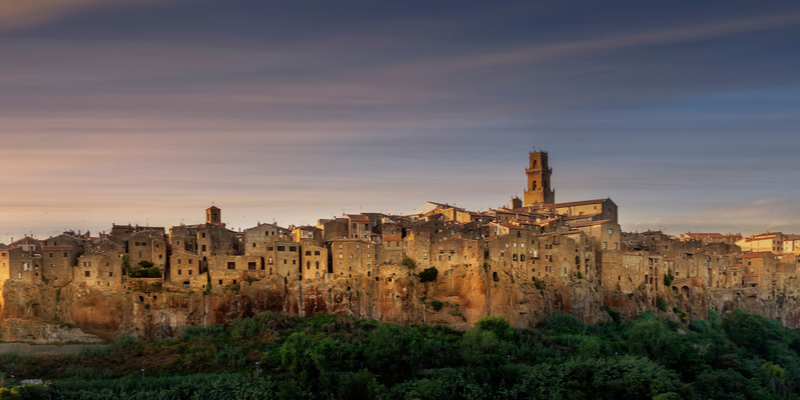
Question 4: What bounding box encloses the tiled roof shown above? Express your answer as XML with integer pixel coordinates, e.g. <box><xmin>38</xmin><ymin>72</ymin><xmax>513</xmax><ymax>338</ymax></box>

<box><xmin>569</xmin><ymin>219</ymin><xmax>611</xmax><ymax>228</ymax></box>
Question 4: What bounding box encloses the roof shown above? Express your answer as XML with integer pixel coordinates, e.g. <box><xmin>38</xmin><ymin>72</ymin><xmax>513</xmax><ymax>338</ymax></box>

<box><xmin>40</xmin><ymin>246</ymin><xmax>73</xmax><ymax>251</ymax></box>
<box><xmin>685</xmin><ymin>233</ymin><xmax>724</xmax><ymax>238</ymax></box>
<box><xmin>569</xmin><ymin>219</ymin><xmax>612</xmax><ymax>228</ymax></box>
<box><xmin>346</xmin><ymin>214</ymin><xmax>371</xmax><ymax>223</ymax></box>
<box><xmin>564</xmin><ymin>213</ymin><xmax>600</xmax><ymax>221</ymax></box>
<box><xmin>206</xmin><ymin>206</ymin><xmax>220</xmax><ymax>211</ymax></box>
<box><xmin>742</xmin><ymin>251</ymin><xmax>772</xmax><ymax>259</ymax></box>
<box><xmin>329</xmin><ymin>238</ymin><xmax>373</xmax><ymax>244</ymax></box>
<box><xmin>498</xmin><ymin>223</ymin><xmax>525</xmax><ymax>230</ymax></box>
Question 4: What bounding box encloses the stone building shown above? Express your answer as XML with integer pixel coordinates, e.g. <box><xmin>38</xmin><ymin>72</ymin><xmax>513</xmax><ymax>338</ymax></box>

<box><xmin>523</xmin><ymin>150</ymin><xmax>555</xmax><ymax>206</ymax></box>
<box><xmin>127</xmin><ymin>230</ymin><xmax>167</xmax><ymax>271</ymax></box>
<box><xmin>75</xmin><ymin>248</ymin><xmax>125</xmax><ymax>291</ymax></box>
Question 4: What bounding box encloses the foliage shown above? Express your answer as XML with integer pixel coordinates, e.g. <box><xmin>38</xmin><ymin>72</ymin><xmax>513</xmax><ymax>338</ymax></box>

<box><xmin>6</xmin><ymin>309</ymin><xmax>800</xmax><ymax>400</ymax></box>
<box><xmin>657</xmin><ymin>296</ymin><xmax>668</xmax><ymax>312</ymax></box>
<box><xmin>401</xmin><ymin>257</ymin><xmax>417</xmax><ymax>270</ymax></box>
<box><xmin>418</xmin><ymin>267</ymin><xmax>439</xmax><ymax>283</ymax></box>
<box><xmin>663</xmin><ymin>274</ymin><xmax>675</xmax><ymax>287</ymax></box>
<box><xmin>130</xmin><ymin>266</ymin><xmax>160</xmax><ymax>278</ymax></box>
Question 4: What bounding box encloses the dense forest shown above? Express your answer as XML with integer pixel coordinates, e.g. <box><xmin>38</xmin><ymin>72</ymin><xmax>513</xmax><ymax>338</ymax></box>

<box><xmin>1</xmin><ymin>309</ymin><xmax>800</xmax><ymax>399</ymax></box>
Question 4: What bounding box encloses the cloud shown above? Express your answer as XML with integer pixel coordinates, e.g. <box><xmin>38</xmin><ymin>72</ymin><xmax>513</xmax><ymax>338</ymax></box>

<box><xmin>627</xmin><ymin>198</ymin><xmax>800</xmax><ymax>236</ymax></box>
<box><xmin>0</xmin><ymin>0</ymin><xmax>167</xmax><ymax>33</ymax></box>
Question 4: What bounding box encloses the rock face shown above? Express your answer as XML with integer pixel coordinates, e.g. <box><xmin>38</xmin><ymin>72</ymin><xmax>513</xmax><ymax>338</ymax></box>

<box><xmin>0</xmin><ymin>318</ymin><xmax>102</xmax><ymax>344</ymax></box>
<box><xmin>3</xmin><ymin>270</ymin><xmax>800</xmax><ymax>342</ymax></box>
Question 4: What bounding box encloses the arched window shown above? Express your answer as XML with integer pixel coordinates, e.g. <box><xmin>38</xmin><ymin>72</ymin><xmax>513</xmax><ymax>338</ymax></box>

<box><xmin>532</xmin><ymin>181</ymin><xmax>537</xmax><ymax>190</ymax></box>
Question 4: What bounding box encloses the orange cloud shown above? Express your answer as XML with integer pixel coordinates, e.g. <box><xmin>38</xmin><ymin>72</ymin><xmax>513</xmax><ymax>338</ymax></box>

<box><xmin>0</xmin><ymin>0</ymin><xmax>165</xmax><ymax>32</ymax></box>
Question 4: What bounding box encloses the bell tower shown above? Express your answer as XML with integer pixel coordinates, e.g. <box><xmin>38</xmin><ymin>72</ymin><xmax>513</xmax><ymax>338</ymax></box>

<box><xmin>206</xmin><ymin>206</ymin><xmax>221</xmax><ymax>225</ymax></box>
<box><xmin>523</xmin><ymin>150</ymin><xmax>555</xmax><ymax>206</ymax></box>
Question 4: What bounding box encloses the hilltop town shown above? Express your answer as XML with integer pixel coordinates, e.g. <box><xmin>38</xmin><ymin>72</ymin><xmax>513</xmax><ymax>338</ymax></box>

<box><xmin>1</xmin><ymin>151</ymin><xmax>800</xmax><ymax>342</ymax></box>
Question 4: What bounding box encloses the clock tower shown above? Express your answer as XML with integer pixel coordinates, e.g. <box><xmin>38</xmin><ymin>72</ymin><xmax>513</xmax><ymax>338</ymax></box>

<box><xmin>523</xmin><ymin>150</ymin><xmax>555</xmax><ymax>206</ymax></box>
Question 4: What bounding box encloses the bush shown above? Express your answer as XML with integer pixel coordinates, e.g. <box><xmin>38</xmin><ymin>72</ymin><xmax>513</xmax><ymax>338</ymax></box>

<box><xmin>657</xmin><ymin>296</ymin><xmax>668</xmax><ymax>312</ymax></box>
<box><xmin>602</xmin><ymin>306</ymin><xmax>622</xmax><ymax>324</ymax></box>
<box><xmin>474</xmin><ymin>316</ymin><xmax>512</xmax><ymax>340</ymax></box>
<box><xmin>430</xmin><ymin>300</ymin><xmax>444</xmax><ymax>312</ymax></box>
<box><xmin>402</xmin><ymin>257</ymin><xmax>417</xmax><ymax>270</ymax></box>
<box><xmin>131</xmin><ymin>266</ymin><xmax>161</xmax><ymax>278</ymax></box>
<box><xmin>419</xmin><ymin>267</ymin><xmax>439</xmax><ymax>283</ymax></box>
<box><xmin>663</xmin><ymin>274</ymin><xmax>675</xmax><ymax>287</ymax></box>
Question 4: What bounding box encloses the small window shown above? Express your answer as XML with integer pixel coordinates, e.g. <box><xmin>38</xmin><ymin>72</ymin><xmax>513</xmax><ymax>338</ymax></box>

<box><xmin>85</xmin><ymin>271</ymin><xmax>90</xmax><ymax>277</ymax></box>
<box><xmin>314</xmin><ymin>251</ymin><xmax>320</xmax><ymax>256</ymax></box>
<box><xmin>289</xmin><ymin>246</ymin><xmax>297</xmax><ymax>252</ymax></box>
<box><xmin>178</xmin><ymin>270</ymin><xmax>182</xmax><ymax>275</ymax></box>
<box><xmin>109</xmin><ymin>272</ymin><xmax>113</xmax><ymax>277</ymax></box>
<box><xmin>277</xmin><ymin>246</ymin><xmax>286</xmax><ymax>251</ymax></box>
<box><xmin>305</xmin><ymin>251</ymin><xmax>311</xmax><ymax>256</ymax></box>
<box><xmin>248</xmin><ymin>262</ymin><xmax>256</xmax><ymax>270</ymax></box>
<box><xmin>227</xmin><ymin>262</ymin><xmax>236</xmax><ymax>270</ymax></box>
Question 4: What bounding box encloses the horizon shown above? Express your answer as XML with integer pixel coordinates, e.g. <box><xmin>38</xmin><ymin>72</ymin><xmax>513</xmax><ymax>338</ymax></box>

<box><xmin>2</xmin><ymin>1</ymin><xmax>799</xmax><ymax>240</ymax></box>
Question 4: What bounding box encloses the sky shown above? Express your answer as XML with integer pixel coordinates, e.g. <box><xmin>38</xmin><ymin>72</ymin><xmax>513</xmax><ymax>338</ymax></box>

<box><xmin>1</xmin><ymin>0</ymin><xmax>799</xmax><ymax>241</ymax></box>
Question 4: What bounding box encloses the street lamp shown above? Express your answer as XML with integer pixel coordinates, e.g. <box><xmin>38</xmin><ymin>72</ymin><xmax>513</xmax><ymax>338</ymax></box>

<box><xmin>141</xmin><ymin>369</ymin><xmax>144</xmax><ymax>378</ymax></box>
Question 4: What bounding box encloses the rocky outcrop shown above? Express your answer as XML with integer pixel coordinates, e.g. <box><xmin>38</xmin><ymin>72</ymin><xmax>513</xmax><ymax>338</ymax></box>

<box><xmin>5</xmin><ymin>267</ymin><xmax>800</xmax><ymax>343</ymax></box>
<box><xmin>0</xmin><ymin>318</ymin><xmax>102</xmax><ymax>344</ymax></box>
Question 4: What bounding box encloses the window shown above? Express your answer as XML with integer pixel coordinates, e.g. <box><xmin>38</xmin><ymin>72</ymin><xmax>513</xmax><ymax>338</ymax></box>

<box><xmin>189</xmin><ymin>270</ymin><xmax>192</xmax><ymax>275</ymax></box>
<box><xmin>305</xmin><ymin>251</ymin><xmax>311</xmax><ymax>256</ymax></box>
<box><xmin>267</xmin><ymin>246</ymin><xmax>274</xmax><ymax>251</ymax></box>
<box><xmin>178</xmin><ymin>270</ymin><xmax>182</xmax><ymax>275</ymax></box>
<box><xmin>227</xmin><ymin>262</ymin><xmax>236</xmax><ymax>270</ymax></box>
<box><xmin>316</xmin><ymin>261</ymin><xmax>319</xmax><ymax>269</ymax></box>
<box><xmin>178</xmin><ymin>259</ymin><xmax>182</xmax><ymax>264</ymax></box>
<box><xmin>603</xmin><ymin>242</ymin><xmax>607</xmax><ymax>249</ymax></box>
<box><xmin>277</xmin><ymin>246</ymin><xmax>286</xmax><ymax>251</ymax></box>
<box><xmin>307</xmin><ymin>262</ymin><xmax>311</xmax><ymax>270</ymax></box>
<box><xmin>201</xmin><ymin>245</ymin><xmax>206</xmax><ymax>252</ymax></box>
<box><xmin>314</xmin><ymin>251</ymin><xmax>320</xmax><ymax>256</ymax></box>
<box><xmin>289</xmin><ymin>246</ymin><xmax>297</xmax><ymax>252</ymax></box>
<box><xmin>284</xmin><ymin>259</ymin><xmax>287</xmax><ymax>264</ymax></box>
<box><xmin>85</xmin><ymin>271</ymin><xmax>90</xmax><ymax>277</ymax></box>
<box><xmin>248</xmin><ymin>262</ymin><xmax>256</xmax><ymax>270</ymax></box>
<box><xmin>253</xmin><ymin>243</ymin><xmax>256</xmax><ymax>248</ymax></box>
<box><xmin>189</xmin><ymin>259</ymin><xmax>193</xmax><ymax>264</ymax></box>
<box><xmin>201</xmin><ymin>233</ymin><xmax>206</xmax><ymax>238</ymax></box>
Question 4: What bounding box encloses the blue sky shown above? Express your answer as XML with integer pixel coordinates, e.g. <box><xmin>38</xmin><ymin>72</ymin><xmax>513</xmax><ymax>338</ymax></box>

<box><xmin>1</xmin><ymin>0</ymin><xmax>799</xmax><ymax>240</ymax></box>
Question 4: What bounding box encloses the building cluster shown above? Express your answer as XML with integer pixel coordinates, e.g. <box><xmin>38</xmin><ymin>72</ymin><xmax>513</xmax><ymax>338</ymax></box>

<box><xmin>1</xmin><ymin>151</ymin><xmax>798</xmax><ymax>308</ymax></box>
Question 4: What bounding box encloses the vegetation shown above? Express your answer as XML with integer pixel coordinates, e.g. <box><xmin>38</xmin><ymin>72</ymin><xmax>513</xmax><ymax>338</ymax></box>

<box><xmin>418</xmin><ymin>267</ymin><xmax>439</xmax><ymax>283</ymax></box>
<box><xmin>3</xmin><ymin>309</ymin><xmax>800</xmax><ymax>399</ymax></box>
<box><xmin>401</xmin><ymin>257</ymin><xmax>417</xmax><ymax>270</ymax></box>
<box><xmin>130</xmin><ymin>266</ymin><xmax>161</xmax><ymax>278</ymax></box>
<box><xmin>664</xmin><ymin>274</ymin><xmax>675</xmax><ymax>287</ymax></box>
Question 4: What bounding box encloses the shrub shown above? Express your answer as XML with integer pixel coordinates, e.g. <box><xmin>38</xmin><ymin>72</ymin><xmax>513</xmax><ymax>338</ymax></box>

<box><xmin>430</xmin><ymin>300</ymin><xmax>444</xmax><ymax>312</ymax></box>
<box><xmin>474</xmin><ymin>316</ymin><xmax>512</xmax><ymax>340</ymax></box>
<box><xmin>602</xmin><ymin>306</ymin><xmax>621</xmax><ymax>324</ymax></box>
<box><xmin>419</xmin><ymin>267</ymin><xmax>439</xmax><ymax>283</ymax></box>
<box><xmin>657</xmin><ymin>296</ymin><xmax>668</xmax><ymax>312</ymax></box>
<box><xmin>131</xmin><ymin>266</ymin><xmax>161</xmax><ymax>278</ymax></box>
<box><xmin>402</xmin><ymin>257</ymin><xmax>417</xmax><ymax>270</ymax></box>
<box><xmin>663</xmin><ymin>274</ymin><xmax>675</xmax><ymax>287</ymax></box>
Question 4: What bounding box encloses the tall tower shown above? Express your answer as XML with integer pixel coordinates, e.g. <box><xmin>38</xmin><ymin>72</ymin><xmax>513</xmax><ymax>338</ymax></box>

<box><xmin>206</xmin><ymin>206</ymin><xmax>221</xmax><ymax>225</ymax></box>
<box><xmin>523</xmin><ymin>151</ymin><xmax>555</xmax><ymax>206</ymax></box>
